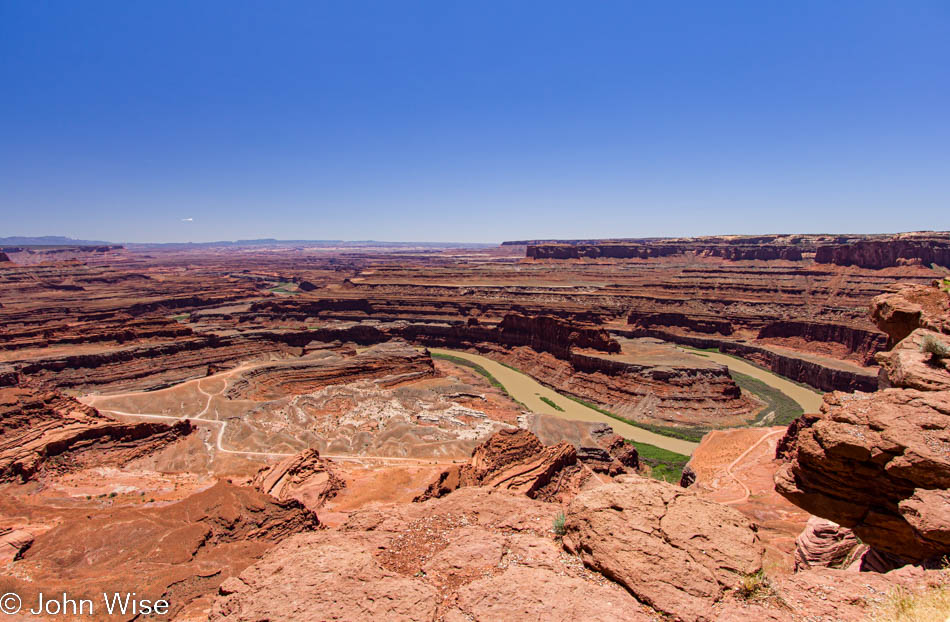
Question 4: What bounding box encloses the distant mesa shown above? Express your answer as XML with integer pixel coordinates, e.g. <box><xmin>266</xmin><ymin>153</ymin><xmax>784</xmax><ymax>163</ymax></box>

<box><xmin>510</xmin><ymin>231</ymin><xmax>950</xmax><ymax>269</ymax></box>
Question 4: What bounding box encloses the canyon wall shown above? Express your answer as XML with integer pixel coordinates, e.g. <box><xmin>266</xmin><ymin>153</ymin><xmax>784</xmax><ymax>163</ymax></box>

<box><xmin>619</xmin><ymin>328</ymin><xmax>879</xmax><ymax>393</ymax></box>
<box><xmin>816</xmin><ymin>236</ymin><xmax>950</xmax><ymax>269</ymax></box>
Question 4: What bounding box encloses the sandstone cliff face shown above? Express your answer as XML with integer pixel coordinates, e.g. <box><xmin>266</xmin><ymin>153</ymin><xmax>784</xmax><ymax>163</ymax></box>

<box><xmin>497</xmin><ymin>313</ymin><xmax>620</xmax><ymax>357</ymax></box>
<box><xmin>629</xmin><ymin>311</ymin><xmax>735</xmax><ymax>335</ymax></box>
<box><xmin>756</xmin><ymin>320</ymin><xmax>887</xmax><ymax>365</ymax></box>
<box><xmin>528</xmin><ymin>243</ymin><xmax>682</xmax><ymax>259</ymax></box>
<box><xmin>224</xmin><ymin>340</ymin><xmax>434</xmax><ymax>400</ymax></box>
<box><xmin>816</xmin><ymin>236</ymin><xmax>950</xmax><ymax>269</ymax></box>
<box><xmin>526</xmin><ymin>241</ymin><xmax>803</xmax><ymax>261</ymax></box>
<box><xmin>0</xmin><ymin>387</ymin><xmax>192</xmax><ymax>482</ymax></box>
<box><xmin>776</xmin><ymin>284</ymin><xmax>950</xmax><ymax>563</ymax></box>
<box><xmin>9</xmin><ymin>334</ymin><xmax>290</xmax><ymax>392</ymax></box>
<box><xmin>775</xmin><ymin>386</ymin><xmax>950</xmax><ymax>562</ymax></box>
<box><xmin>637</xmin><ymin>328</ymin><xmax>880</xmax><ymax>392</ymax></box>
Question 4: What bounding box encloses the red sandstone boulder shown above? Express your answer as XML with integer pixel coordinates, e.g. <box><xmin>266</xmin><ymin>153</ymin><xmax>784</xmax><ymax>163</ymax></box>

<box><xmin>793</xmin><ymin>516</ymin><xmax>860</xmax><ymax>570</ymax></box>
<box><xmin>710</xmin><ymin>565</ymin><xmax>949</xmax><ymax>621</ymax></box>
<box><xmin>0</xmin><ymin>529</ymin><xmax>33</xmax><ymax>564</ymax></box>
<box><xmin>561</xmin><ymin>474</ymin><xmax>764</xmax><ymax>622</ymax></box>
<box><xmin>211</xmin><ymin>488</ymin><xmax>654</xmax><ymax>622</ymax></box>
<box><xmin>415</xmin><ymin>428</ymin><xmax>579</xmax><ymax>501</ymax></box>
<box><xmin>252</xmin><ymin>448</ymin><xmax>345</xmax><ymax>509</ymax></box>
<box><xmin>876</xmin><ymin>328</ymin><xmax>950</xmax><ymax>391</ymax></box>
<box><xmin>871</xmin><ymin>284</ymin><xmax>950</xmax><ymax>346</ymax></box>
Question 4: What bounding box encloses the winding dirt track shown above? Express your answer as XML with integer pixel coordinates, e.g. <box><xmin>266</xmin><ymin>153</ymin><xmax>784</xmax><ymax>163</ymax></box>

<box><xmin>84</xmin><ymin>367</ymin><xmax>464</xmax><ymax>464</ymax></box>
<box><xmin>716</xmin><ymin>428</ymin><xmax>786</xmax><ymax>505</ymax></box>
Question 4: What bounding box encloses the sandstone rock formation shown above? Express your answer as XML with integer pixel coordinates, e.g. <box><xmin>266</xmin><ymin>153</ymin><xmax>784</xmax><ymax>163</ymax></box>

<box><xmin>524</xmin><ymin>236</ymin><xmax>807</xmax><ymax>261</ymax></box>
<box><xmin>776</xmin><ymin>283</ymin><xmax>950</xmax><ymax>563</ymax></box>
<box><xmin>253</xmin><ymin>448</ymin><xmax>345</xmax><ymax>509</ymax></box>
<box><xmin>3</xmin><ymin>481</ymin><xmax>318</xmax><ymax>618</ymax></box>
<box><xmin>224</xmin><ymin>340</ymin><xmax>434</xmax><ymax>400</ymax></box>
<box><xmin>415</xmin><ymin>429</ymin><xmax>580</xmax><ymax>502</ymax></box>
<box><xmin>793</xmin><ymin>516</ymin><xmax>860</xmax><ymax>570</ymax></box>
<box><xmin>776</xmin><ymin>388</ymin><xmax>950</xmax><ymax>562</ymax></box>
<box><xmin>876</xmin><ymin>328</ymin><xmax>950</xmax><ymax>391</ymax></box>
<box><xmin>815</xmin><ymin>234</ymin><xmax>950</xmax><ymax>269</ymax></box>
<box><xmin>870</xmin><ymin>283</ymin><xmax>950</xmax><ymax>346</ymax></box>
<box><xmin>211</xmin><ymin>487</ymin><xmax>657</xmax><ymax>621</ymax></box>
<box><xmin>710</xmin><ymin>564</ymin><xmax>949</xmax><ymax>621</ymax></box>
<box><xmin>562</xmin><ymin>474</ymin><xmax>764</xmax><ymax>622</ymax></box>
<box><xmin>0</xmin><ymin>529</ymin><xmax>33</xmax><ymax>563</ymax></box>
<box><xmin>0</xmin><ymin>387</ymin><xmax>192</xmax><ymax>482</ymax></box>
<box><xmin>493</xmin><ymin>342</ymin><xmax>758</xmax><ymax>427</ymax></box>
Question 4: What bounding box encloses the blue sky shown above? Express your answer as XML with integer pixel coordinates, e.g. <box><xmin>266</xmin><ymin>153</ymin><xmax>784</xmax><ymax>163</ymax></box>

<box><xmin>1</xmin><ymin>1</ymin><xmax>947</xmax><ymax>243</ymax></box>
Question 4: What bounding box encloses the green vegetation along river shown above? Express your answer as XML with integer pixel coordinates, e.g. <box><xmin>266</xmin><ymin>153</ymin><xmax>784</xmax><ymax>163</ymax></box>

<box><xmin>678</xmin><ymin>347</ymin><xmax>824</xmax><ymax>414</ymax></box>
<box><xmin>430</xmin><ymin>348</ymin><xmax>700</xmax><ymax>455</ymax></box>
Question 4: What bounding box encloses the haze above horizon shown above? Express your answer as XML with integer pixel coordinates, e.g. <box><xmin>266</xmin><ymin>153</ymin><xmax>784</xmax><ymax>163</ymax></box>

<box><xmin>1</xmin><ymin>1</ymin><xmax>947</xmax><ymax>243</ymax></box>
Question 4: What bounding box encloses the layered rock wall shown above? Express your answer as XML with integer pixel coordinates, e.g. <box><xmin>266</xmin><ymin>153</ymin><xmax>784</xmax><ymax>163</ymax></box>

<box><xmin>775</xmin><ymin>284</ymin><xmax>950</xmax><ymax>563</ymax></box>
<box><xmin>0</xmin><ymin>388</ymin><xmax>192</xmax><ymax>482</ymax></box>
<box><xmin>629</xmin><ymin>328</ymin><xmax>879</xmax><ymax>392</ymax></box>
<box><xmin>816</xmin><ymin>237</ymin><xmax>950</xmax><ymax>269</ymax></box>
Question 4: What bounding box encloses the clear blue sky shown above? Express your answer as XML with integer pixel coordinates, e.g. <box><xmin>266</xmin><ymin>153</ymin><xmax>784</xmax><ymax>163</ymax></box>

<box><xmin>1</xmin><ymin>1</ymin><xmax>947</xmax><ymax>243</ymax></box>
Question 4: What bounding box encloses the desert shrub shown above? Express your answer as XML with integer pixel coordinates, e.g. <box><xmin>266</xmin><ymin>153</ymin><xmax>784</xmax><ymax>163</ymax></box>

<box><xmin>735</xmin><ymin>570</ymin><xmax>773</xmax><ymax>601</ymax></box>
<box><xmin>539</xmin><ymin>396</ymin><xmax>565</xmax><ymax>412</ymax></box>
<box><xmin>920</xmin><ymin>334</ymin><xmax>950</xmax><ymax>362</ymax></box>
<box><xmin>870</xmin><ymin>583</ymin><xmax>950</xmax><ymax>622</ymax></box>
<box><xmin>552</xmin><ymin>512</ymin><xmax>567</xmax><ymax>537</ymax></box>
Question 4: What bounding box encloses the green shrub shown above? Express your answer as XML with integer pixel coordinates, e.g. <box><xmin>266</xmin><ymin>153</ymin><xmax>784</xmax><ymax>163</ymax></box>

<box><xmin>628</xmin><ymin>440</ymin><xmax>690</xmax><ymax>483</ymax></box>
<box><xmin>539</xmin><ymin>396</ymin><xmax>565</xmax><ymax>412</ymax></box>
<box><xmin>552</xmin><ymin>512</ymin><xmax>567</xmax><ymax>537</ymax></box>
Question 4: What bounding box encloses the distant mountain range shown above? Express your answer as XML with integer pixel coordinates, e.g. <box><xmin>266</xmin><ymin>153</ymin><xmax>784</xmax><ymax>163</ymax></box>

<box><xmin>0</xmin><ymin>236</ymin><xmax>494</xmax><ymax>248</ymax></box>
<box><xmin>0</xmin><ymin>236</ymin><xmax>115</xmax><ymax>246</ymax></box>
